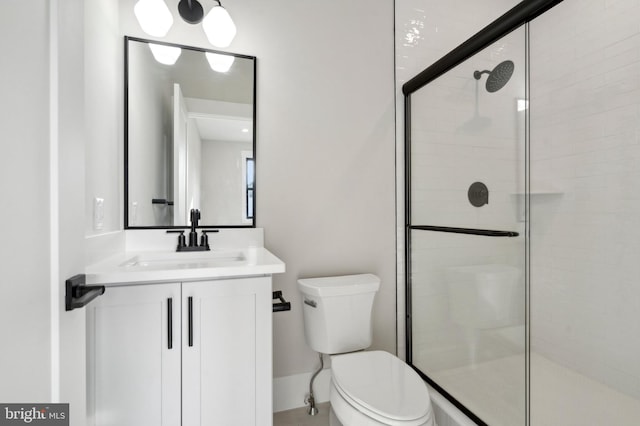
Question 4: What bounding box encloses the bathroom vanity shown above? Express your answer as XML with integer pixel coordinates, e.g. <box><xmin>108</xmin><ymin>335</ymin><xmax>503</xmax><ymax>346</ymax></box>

<box><xmin>94</xmin><ymin>34</ymin><xmax>274</xmax><ymax>425</ymax></box>
<box><xmin>84</xmin><ymin>242</ymin><xmax>284</xmax><ymax>426</ymax></box>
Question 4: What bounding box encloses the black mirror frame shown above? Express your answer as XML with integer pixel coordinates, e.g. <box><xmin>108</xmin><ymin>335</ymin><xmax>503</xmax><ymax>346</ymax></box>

<box><xmin>124</xmin><ymin>36</ymin><xmax>257</xmax><ymax>230</ymax></box>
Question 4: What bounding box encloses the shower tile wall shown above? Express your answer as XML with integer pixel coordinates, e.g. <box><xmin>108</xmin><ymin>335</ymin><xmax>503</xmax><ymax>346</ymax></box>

<box><xmin>530</xmin><ymin>0</ymin><xmax>640</xmax><ymax>400</ymax></box>
<box><xmin>395</xmin><ymin>0</ymin><xmax>521</xmax><ymax>84</ymax></box>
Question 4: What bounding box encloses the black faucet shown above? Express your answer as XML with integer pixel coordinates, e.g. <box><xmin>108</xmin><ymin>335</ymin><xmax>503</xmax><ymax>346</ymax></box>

<box><xmin>166</xmin><ymin>209</ymin><xmax>219</xmax><ymax>252</ymax></box>
<box><xmin>188</xmin><ymin>209</ymin><xmax>201</xmax><ymax>247</ymax></box>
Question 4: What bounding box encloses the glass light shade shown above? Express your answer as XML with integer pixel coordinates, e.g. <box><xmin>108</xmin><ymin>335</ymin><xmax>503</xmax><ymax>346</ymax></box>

<box><xmin>202</xmin><ymin>6</ymin><xmax>237</xmax><ymax>48</ymax></box>
<box><xmin>148</xmin><ymin>44</ymin><xmax>182</xmax><ymax>65</ymax></box>
<box><xmin>134</xmin><ymin>0</ymin><xmax>174</xmax><ymax>37</ymax></box>
<box><xmin>205</xmin><ymin>52</ymin><xmax>235</xmax><ymax>73</ymax></box>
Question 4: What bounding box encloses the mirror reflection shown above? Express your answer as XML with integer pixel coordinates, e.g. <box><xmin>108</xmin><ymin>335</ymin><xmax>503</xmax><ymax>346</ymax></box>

<box><xmin>125</xmin><ymin>37</ymin><xmax>256</xmax><ymax>228</ymax></box>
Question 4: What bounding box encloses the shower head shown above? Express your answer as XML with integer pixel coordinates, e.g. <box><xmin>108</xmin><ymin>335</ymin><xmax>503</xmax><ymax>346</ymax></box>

<box><xmin>473</xmin><ymin>60</ymin><xmax>514</xmax><ymax>93</ymax></box>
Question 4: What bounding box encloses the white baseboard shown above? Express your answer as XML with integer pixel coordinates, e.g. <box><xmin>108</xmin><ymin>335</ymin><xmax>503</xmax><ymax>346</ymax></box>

<box><xmin>273</xmin><ymin>369</ymin><xmax>331</xmax><ymax>413</ymax></box>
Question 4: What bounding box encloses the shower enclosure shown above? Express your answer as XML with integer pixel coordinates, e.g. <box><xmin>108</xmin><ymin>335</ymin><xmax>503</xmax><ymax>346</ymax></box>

<box><xmin>404</xmin><ymin>0</ymin><xmax>640</xmax><ymax>425</ymax></box>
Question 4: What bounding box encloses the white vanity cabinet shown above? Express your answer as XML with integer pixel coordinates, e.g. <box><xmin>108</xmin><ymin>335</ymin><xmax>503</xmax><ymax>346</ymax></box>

<box><xmin>182</xmin><ymin>277</ymin><xmax>272</xmax><ymax>426</ymax></box>
<box><xmin>87</xmin><ymin>276</ymin><xmax>273</xmax><ymax>426</ymax></box>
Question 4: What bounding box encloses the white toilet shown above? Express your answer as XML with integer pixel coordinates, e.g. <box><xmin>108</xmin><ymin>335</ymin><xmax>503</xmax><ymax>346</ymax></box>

<box><xmin>298</xmin><ymin>274</ymin><xmax>435</xmax><ymax>426</ymax></box>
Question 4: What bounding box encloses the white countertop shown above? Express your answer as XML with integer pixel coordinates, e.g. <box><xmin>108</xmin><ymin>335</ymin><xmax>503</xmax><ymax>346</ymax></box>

<box><xmin>85</xmin><ymin>247</ymin><xmax>285</xmax><ymax>286</ymax></box>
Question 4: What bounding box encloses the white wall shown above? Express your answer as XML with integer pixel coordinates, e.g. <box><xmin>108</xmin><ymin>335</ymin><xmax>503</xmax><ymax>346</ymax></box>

<box><xmin>118</xmin><ymin>0</ymin><xmax>397</xmax><ymax>384</ymax></box>
<box><xmin>57</xmin><ymin>1</ymin><xmax>91</xmax><ymax>422</ymax></box>
<box><xmin>252</xmin><ymin>0</ymin><xmax>396</xmax><ymax>379</ymax></box>
<box><xmin>85</xmin><ymin>0</ymin><xmax>121</xmax><ymax>236</ymax></box>
<box><xmin>0</xmin><ymin>3</ymin><xmax>88</xmax><ymax>421</ymax></box>
<box><xmin>530</xmin><ymin>0</ymin><xmax>640</xmax><ymax>400</ymax></box>
<box><xmin>0</xmin><ymin>1</ymin><xmax>52</xmax><ymax>401</ymax></box>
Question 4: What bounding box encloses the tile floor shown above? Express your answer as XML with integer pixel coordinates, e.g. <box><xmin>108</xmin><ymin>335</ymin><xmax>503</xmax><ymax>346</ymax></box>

<box><xmin>273</xmin><ymin>402</ymin><xmax>330</xmax><ymax>426</ymax></box>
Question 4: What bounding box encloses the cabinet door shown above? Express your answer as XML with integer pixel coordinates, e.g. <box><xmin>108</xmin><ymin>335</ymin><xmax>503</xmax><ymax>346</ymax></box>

<box><xmin>87</xmin><ymin>283</ymin><xmax>181</xmax><ymax>426</ymax></box>
<box><xmin>182</xmin><ymin>277</ymin><xmax>272</xmax><ymax>426</ymax></box>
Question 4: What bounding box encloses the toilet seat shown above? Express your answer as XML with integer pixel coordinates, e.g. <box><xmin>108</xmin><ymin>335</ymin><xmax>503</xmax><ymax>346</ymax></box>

<box><xmin>331</xmin><ymin>351</ymin><xmax>432</xmax><ymax>425</ymax></box>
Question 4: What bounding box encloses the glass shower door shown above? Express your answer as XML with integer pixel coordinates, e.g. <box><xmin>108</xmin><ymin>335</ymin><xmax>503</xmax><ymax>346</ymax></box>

<box><xmin>406</xmin><ymin>26</ymin><xmax>528</xmax><ymax>426</ymax></box>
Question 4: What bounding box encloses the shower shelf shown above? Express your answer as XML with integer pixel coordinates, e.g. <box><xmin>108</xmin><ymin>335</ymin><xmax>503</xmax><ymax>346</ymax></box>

<box><xmin>511</xmin><ymin>181</ymin><xmax>564</xmax><ymax>195</ymax></box>
<box><xmin>511</xmin><ymin>185</ymin><xmax>563</xmax><ymax>222</ymax></box>
<box><xmin>511</xmin><ymin>190</ymin><xmax>564</xmax><ymax>195</ymax></box>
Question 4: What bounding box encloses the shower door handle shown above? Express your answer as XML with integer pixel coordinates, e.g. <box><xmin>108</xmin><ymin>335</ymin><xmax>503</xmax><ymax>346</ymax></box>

<box><xmin>409</xmin><ymin>225</ymin><xmax>519</xmax><ymax>237</ymax></box>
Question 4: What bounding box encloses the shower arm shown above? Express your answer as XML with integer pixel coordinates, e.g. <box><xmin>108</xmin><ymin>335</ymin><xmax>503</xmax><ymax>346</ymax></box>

<box><xmin>473</xmin><ymin>70</ymin><xmax>491</xmax><ymax>80</ymax></box>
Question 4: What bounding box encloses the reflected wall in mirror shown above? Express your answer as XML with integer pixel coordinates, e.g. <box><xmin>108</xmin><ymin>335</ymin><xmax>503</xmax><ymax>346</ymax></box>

<box><xmin>125</xmin><ymin>36</ymin><xmax>256</xmax><ymax>228</ymax></box>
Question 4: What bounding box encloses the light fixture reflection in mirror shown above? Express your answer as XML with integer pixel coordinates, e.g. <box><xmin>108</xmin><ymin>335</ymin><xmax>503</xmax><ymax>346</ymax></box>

<box><xmin>206</xmin><ymin>52</ymin><xmax>235</xmax><ymax>72</ymax></box>
<box><xmin>148</xmin><ymin>43</ymin><xmax>182</xmax><ymax>65</ymax></box>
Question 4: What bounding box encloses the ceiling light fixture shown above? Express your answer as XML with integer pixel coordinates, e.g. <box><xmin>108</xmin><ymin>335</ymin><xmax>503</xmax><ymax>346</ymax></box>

<box><xmin>177</xmin><ymin>0</ymin><xmax>205</xmax><ymax>24</ymax></box>
<box><xmin>177</xmin><ymin>0</ymin><xmax>236</xmax><ymax>48</ymax></box>
<box><xmin>135</xmin><ymin>0</ymin><xmax>237</xmax><ymax>49</ymax></box>
<box><xmin>134</xmin><ymin>0</ymin><xmax>174</xmax><ymax>37</ymax></box>
<box><xmin>202</xmin><ymin>1</ymin><xmax>237</xmax><ymax>48</ymax></box>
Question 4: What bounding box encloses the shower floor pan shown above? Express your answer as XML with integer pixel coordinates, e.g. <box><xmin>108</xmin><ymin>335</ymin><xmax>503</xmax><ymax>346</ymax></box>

<box><xmin>424</xmin><ymin>353</ymin><xmax>640</xmax><ymax>426</ymax></box>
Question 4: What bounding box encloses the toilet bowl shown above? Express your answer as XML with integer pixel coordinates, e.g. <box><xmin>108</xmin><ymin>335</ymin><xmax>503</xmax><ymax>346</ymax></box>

<box><xmin>329</xmin><ymin>351</ymin><xmax>434</xmax><ymax>426</ymax></box>
<box><xmin>297</xmin><ymin>274</ymin><xmax>435</xmax><ymax>426</ymax></box>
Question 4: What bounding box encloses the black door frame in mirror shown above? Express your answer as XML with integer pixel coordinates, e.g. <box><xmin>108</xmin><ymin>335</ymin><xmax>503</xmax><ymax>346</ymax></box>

<box><xmin>124</xmin><ymin>36</ymin><xmax>257</xmax><ymax>230</ymax></box>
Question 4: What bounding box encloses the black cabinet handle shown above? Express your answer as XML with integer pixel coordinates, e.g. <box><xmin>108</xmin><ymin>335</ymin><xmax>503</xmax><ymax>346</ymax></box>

<box><xmin>168</xmin><ymin>298</ymin><xmax>173</xmax><ymax>350</ymax></box>
<box><xmin>188</xmin><ymin>296</ymin><xmax>193</xmax><ymax>347</ymax></box>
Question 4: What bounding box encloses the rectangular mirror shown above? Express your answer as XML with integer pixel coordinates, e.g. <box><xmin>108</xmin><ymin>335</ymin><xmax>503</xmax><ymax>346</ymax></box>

<box><xmin>125</xmin><ymin>36</ymin><xmax>256</xmax><ymax>228</ymax></box>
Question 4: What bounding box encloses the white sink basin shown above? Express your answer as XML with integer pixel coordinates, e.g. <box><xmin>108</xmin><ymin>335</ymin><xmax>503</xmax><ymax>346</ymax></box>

<box><xmin>85</xmin><ymin>246</ymin><xmax>285</xmax><ymax>285</ymax></box>
<box><xmin>119</xmin><ymin>250</ymin><xmax>246</xmax><ymax>270</ymax></box>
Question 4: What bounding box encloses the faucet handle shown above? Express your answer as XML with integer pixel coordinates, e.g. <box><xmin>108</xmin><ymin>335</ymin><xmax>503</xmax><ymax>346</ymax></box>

<box><xmin>166</xmin><ymin>230</ymin><xmax>187</xmax><ymax>250</ymax></box>
<box><xmin>199</xmin><ymin>229</ymin><xmax>219</xmax><ymax>250</ymax></box>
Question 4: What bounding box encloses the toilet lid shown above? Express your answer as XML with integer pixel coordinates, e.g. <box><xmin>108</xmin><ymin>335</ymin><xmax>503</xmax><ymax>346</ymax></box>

<box><xmin>331</xmin><ymin>351</ymin><xmax>431</xmax><ymax>423</ymax></box>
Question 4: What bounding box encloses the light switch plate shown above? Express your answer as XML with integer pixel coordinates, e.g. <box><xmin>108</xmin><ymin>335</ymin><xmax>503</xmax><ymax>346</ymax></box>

<box><xmin>94</xmin><ymin>197</ymin><xmax>104</xmax><ymax>230</ymax></box>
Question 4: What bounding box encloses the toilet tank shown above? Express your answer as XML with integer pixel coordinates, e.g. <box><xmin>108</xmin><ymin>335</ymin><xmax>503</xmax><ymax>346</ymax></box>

<box><xmin>297</xmin><ymin>274</ymin><xmax>380</xmax><ymax>354</ymax></box>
